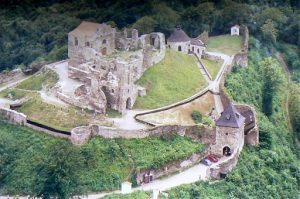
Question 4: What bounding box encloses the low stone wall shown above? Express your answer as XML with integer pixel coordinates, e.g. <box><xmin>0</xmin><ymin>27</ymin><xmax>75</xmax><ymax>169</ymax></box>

<box><xmin>57</xmin><ymin>92</ymin><xmax>91</xmax><ymax>110</ymax></box>
<box><xmin>70</xmin><ymin>126</ymin><xmax>92</xmax><ymax>145</ymax></box>
<box><xmin>0</xmin><ymin>107</ymin><xmax>27</xmax><ymax>125</ymax></box>
<box><xmin>136</xmin><ymin>149</ymin><xmax>210</xmax><ymax>185</ymax></box>
<box><xmin>209</xmin><ymin>144</ymin><xmax>242</xmax><ymax>180</ymax></box>
<box><xmin>0</xmin><ymin>69</ymin><xmax>24</xmax><ymax>85</ymax></box>
<box><xmin>202</xmin><ymin>52</ymin><xmax>223</xmax><ymax>63</ymax></box>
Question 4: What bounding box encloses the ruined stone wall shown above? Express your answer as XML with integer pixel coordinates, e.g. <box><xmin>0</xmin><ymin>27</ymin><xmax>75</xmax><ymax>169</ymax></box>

<box><xmin>232</xmin><ymin>25</ymin><xmax>249</xmax><ymax>67</ymax></box>
<box><xmin>235</xmin><ymin>104</ymin><xmax>259</xmax><ymax>146</ymax></box>
<box><xmin>136</xmin><ymin>149</ymin><xmax>210</xmax><ymax>185</ymax></box>
<box><xmin>0</xmin><ymin>69</ymin><xmax>24</xmax><ymax>85</ymax></box>
<box><xmin>202</xmin><ymin>52</ymin><xmax>223</xmax><ymax>63</ymax></box>
<box><xmin>0</xmin><ymin>107</ymin><xmax>27</xmax><ymax>125</ymax></box>
<box><xmin>209</xmin><ymin>145</ymin><xmax>241</xmax><ymax>180</ymax></box>
<box><xmin>70</xmin><ymin>124</ymin><xmax>215</xmax><ymax>145</ymax></box>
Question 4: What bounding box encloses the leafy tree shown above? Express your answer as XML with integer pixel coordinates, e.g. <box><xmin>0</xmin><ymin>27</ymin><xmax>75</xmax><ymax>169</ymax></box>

<box><xmin>132</xmin><ymin>16</ymin><xmax>157</xmax><ymax>34</ymax></box>
<box><xmin>36</xmin><ymin>141</ymin><xmax>84</xmax><ymax>199</ymax></box>
<box><xmin>289</xmin><ymin>83</ymin><xmax>300</xmax><ymax>140</ymax></box>
<box><xmin>261</xmin><ymin>57</ymin><xmax>284</xmax><ymax>116</ymax></box>
<box><xmin>261</xmin><ymin>19</ymin><xmax>278</xmax><ymax>44</ymax></box>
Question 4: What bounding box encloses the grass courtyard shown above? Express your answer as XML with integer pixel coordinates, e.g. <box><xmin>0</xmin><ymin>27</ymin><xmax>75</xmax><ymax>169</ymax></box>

<box><xmin>201</xmin><ymin>58</ymin><xmax>223</xmax><ymax>80</ymax></box>
<box><xmin>207</xmin><ymin>35</ymin><xmax>243</xmax><ymax>56</ymax></box>
<box><xmin>134</xmin><ymin>49</ymin><xmax>207</xmax><ymax>109</ymax></box>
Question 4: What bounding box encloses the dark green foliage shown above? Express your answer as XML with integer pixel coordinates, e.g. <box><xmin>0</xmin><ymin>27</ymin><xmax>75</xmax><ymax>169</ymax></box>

<box><xmin>289</xmin><ymin>83</ymin><xmax>300</xmax><ymax>140</ymax></box>
<box><xmin>166</xmin><ymin>39</ymin><xmax>300</xmax><ymax>198</ymax></box>
<box><xmin>191</xmin><ymin>110</ymin><xmax>202</xmax><ymax>124</ymax></box>
<box><xmin>0</xmin><ymin>0</ymin><xmax>299</xmax><ymax>72</ymax></box>
<box><xmin>0</xmin><ymin>119</ymin><xmax>203</xmax><ymax>195</ymax></box>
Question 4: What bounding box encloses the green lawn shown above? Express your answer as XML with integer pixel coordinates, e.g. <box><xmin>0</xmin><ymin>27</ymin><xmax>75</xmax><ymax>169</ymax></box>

<box><xmin>18</xmin><ymin>95</ymin><xmax>93</xmax><ymax>131</ymax></box>
<box><xmin>16</xmin><ymin>68</ymin><xmax>58</xmax><ymax>91</ymax></box>
<box><xmin>201</xmin><ymin>59</ymin><xmax>223</xmax><ymax>80</ymax></box>
<box><xmin>207</xmin><ymin>35</ymin><xmax>243</xmax><ymax>56</ymax></box>
<box><xmin>134</xmin><ymin>49</ymin><xmax>207</xmax><ymax>109</ymax></box>
<box><xmin>0</xmin><ymin>88</ymin><xmax>31</xmax><ymax>100</ymax></box>
<box><xmin>0</xmin><ymin>120</ymin><xmax>204</xmax><ymax>194</ymax></box>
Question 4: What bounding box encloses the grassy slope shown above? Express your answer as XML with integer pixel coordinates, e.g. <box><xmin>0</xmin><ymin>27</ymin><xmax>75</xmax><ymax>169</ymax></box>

<box><xmin>0</xmin><ymin>120</ymin><xmax>204</xmax><ymax>194</ymax></box>
<box><xmin>112</xmin><ymin>43</ymin><xmax>300</xmax><ymax>199</ymax></box>
<box><xmin>16</xmin><ymin>69</ymin><xmax>58</xmax><ymax>91</ymax></box>
<box><xmin>134</xmin><ymin>49</ymin><xmax>207</xmax><ymax>109</ymax></box>
<box><xmin>207</xmin><ymin>35</ymin><xmax>243</xmax><ymax>56</ymax></box>
<box><xmin>201</xmin><ymin>59</ymin><xmax>223</xmax><ymax>80</ymax></box>
<box><xmin>0</xmin><ymin>88</ymin><xmax>30</xmax><ymax>100</ymax></box>
<box><xmin>18</xmin><ymin>95</ymin><xmax>93</xmax><ymax>131</ymax></box>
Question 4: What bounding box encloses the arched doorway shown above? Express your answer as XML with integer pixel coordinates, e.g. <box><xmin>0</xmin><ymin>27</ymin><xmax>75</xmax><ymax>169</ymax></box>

<box><xmin>126</xmin><ymin>98</ymin><xmax>131</xmax><ymax>109</ymax></box>
<box><xmin>101</xmin><ymin>47</ymin><xmax>107</xmax><ymax>55</ymax></box>
<box><xmin>178</xmin><ymin>46</ymin><xmax>182</xmax><ymax>51</ymax></box>
<box><xmin>223</xmin><ymin>146</ymin><xmax>231</xmax><ymax>156</ymax></box>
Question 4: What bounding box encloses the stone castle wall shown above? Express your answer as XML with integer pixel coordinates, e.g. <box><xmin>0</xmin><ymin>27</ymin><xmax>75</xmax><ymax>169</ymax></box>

<box><xmin>0</xmin><ymin>69</ymin><xmax>24</xmax><ymax>85</ymax></box>
<box><xmin>0</xmin><ymin>107</ymin><xmax>27</xmax><ymax>125</ymax></box>
<box><xmin>69</xmin><ymin>124</ymin><xmax>215</xmax><ymax>145</ymax></box>
<box><xmin>232</xmin><ymin>25</ymin><xmax>249</xmax><ymax>67</ymax></box>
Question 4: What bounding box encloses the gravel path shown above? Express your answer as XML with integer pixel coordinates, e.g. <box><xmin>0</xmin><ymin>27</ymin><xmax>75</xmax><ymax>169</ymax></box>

<box><xmin>109</xmin><ymin>110</ymin><xmax>149</xmax><ymax>130</ymax></box>
<box><xmin>51</xmin><ymin>61</ymin><xmax>82</xmax><ymax>95</ymax></box>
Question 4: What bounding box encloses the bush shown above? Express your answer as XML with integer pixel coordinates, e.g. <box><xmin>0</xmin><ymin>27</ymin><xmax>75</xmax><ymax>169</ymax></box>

<box><xmin>191</xmin><ymin>111</ymin><xmax>202</xmax><ymax>124</ymax></box>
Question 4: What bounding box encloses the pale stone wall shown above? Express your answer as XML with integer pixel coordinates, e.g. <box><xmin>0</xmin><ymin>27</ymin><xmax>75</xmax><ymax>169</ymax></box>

<box><xmin>0</xmin><ymin>69</ymin><xmax>24</xmax><ymax>85</ymax></box>
<box><xmin>211</xmin><ymin>126</ymin><xmax>244</xmax><ymax>156</ymax></box>
<box><xmin>190</xmin><ymin>45</ymin><xmax>205</xmax><ymax>58</ymax></box>
<box><xmin>0</xmin><ymin>107</ymin><xmax>27</xmax><ymax>125</ymax></box>
<box><xmin>136</xmin><ymin>149</ymin><xmax>210</xmax><ymax>185</ymax></box>
<box><xmin>168</xmin><ymin>41</ymin><xmax>190</xmax><ymax>54</ymax></box>
<box><xmin>70</xmin><ymin>126</ymin><xmax>92</xmax><ymax>145</ymax></box>
<box><xmin>232</xmin><ymin>25</ymin><xmax>249</xmax><ymax>67</ymax></box>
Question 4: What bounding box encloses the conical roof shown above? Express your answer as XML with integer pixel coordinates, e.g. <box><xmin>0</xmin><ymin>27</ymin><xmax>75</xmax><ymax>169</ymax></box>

<box><xmin>216</xmin><ymin>103</ymin><xmax>245</xmax><ymax>128</ymax></box>
<box><xmin>168</xmin><ymin>27</ymin><xmax>190</xmax><ymax>42</ymax></box>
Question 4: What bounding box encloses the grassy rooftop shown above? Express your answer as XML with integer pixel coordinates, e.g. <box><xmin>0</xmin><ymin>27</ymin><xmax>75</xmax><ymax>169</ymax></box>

<box><xmin>134</xmin><ymin>49</ymin><xmax>207</xmax><ymax>109</ymax></box>
<box><xmin>207</xmin><ymin>35</ymin><xmax>243</xmax><ymax>56</ymax></box>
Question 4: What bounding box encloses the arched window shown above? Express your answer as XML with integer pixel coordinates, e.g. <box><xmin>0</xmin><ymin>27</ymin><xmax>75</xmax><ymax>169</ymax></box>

<box><xmin>192</xmin><ymin>46</ymin><xmax>194</xmax><ymax>52</ymax></box>
<box><xmin>75</xmin><ymin>37</ymin><xmax>78</xmax><ymax>46</ymax></box>
<box><xmin>197</xmin><ymin>48</ymin><xmax>200</xmax><ymax>53</ymax></box>
<box><xmin>178</xmin><ymin>46</ymin><xmax>182</xmax><ymax>51</ymax></box>
<box><xmin>86</xmin><ymin>42</ymin><xmax>90</xmax><ymax>47</ymax></box>
<box><xmin>102</xmin><ymin>39</ymin><xmax>107</xmax><ymax>44</ymax></box>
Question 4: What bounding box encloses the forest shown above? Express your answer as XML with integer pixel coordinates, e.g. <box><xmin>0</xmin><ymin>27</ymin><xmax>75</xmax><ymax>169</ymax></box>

<box><xmin>0</xmin><ymin>0</ymin><xmax>300</xmax><ymax>198</ymax></box>
<box><xmin>0</xmin><ymin>0</ymin><xmax>299</xmax><ymax>81</ymax></box>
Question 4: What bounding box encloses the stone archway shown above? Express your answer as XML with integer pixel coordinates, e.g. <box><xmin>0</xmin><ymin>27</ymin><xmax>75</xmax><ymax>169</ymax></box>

<box><xmin>126</xmin><ymin>98</ymin><xmax>131</xmax><ymax>109</ymax></box>
<box><xmin>223</xmin><ymin>146</ymin><xmax>231</xmax><ymax>156</ymax></box>
<box><xmin>178</xmin><ymin>46</ymin><xmax>182</xmax><ymax>51</ymax></box>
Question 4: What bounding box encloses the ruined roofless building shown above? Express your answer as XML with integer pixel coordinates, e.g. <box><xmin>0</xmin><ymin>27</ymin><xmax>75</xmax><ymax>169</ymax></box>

<box><xmin>68</xmin><ymin>21</ymin><xmax>166</xmax><ymax>114</ymax></box>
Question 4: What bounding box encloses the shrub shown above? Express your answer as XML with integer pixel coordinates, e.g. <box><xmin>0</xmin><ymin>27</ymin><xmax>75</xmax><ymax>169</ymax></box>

<box><xmin>191</xmin><ymin>111</ymin><xmax>202</xmax><ymax>124</ymax></box>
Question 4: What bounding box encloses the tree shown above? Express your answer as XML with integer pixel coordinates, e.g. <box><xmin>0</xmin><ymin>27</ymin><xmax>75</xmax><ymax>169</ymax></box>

<box><xmin>261</xmin><ymin>57</ymin><xmax>284</xmax><ymax>116</ymax></box>
<box><xmin>261</xmin><ymin>19</ymin><xmax>278</xmax><ymax>44</ymax></box>
<box><xmin>191</xmin><ymin>111</ymin><xmax>202</xmax><ymax>124</ymax></box>
<box><xmin>152</xmin><ymin>2</ymin><xmax>180</xmax><ymax>34</ymax></box>
<box><xmin>289</xmin><ymin>83</ymin><xmax>300</xmax><ymax>140</ymax></box>
<box><xmin>132</xmin><ymin>16</ymin><xmax>157</xmax><ymax>34</ymax></box>
<box><xmin>36</xmin><ymin>141</ymin><xmax>84</xmax><ymax>199</ymax></box>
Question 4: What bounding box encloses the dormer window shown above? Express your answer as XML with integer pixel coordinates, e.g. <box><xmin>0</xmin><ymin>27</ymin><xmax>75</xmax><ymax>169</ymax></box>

<box><xmin>75</xmin><ymin>37</ymin><xmax>78</xmax><ymax>46</ymax></box>
<box><xmin>225</xmin><ymin>114</ymin><xmax>231</xmax><ymax>120</ymax></box>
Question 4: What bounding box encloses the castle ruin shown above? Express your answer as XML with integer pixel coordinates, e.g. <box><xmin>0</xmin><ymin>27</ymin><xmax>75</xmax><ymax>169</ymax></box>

<box><xmin>67</xmin><ymin>21</ymin><xmax>165</xmax><ymax>114</ymax></box>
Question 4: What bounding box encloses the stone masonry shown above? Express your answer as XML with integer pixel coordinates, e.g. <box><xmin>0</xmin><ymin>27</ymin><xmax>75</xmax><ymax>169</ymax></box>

<box><xmin>67</xmin><ymin>21</ymin><xmax>166</xmax><ymax>114</ymax></box>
